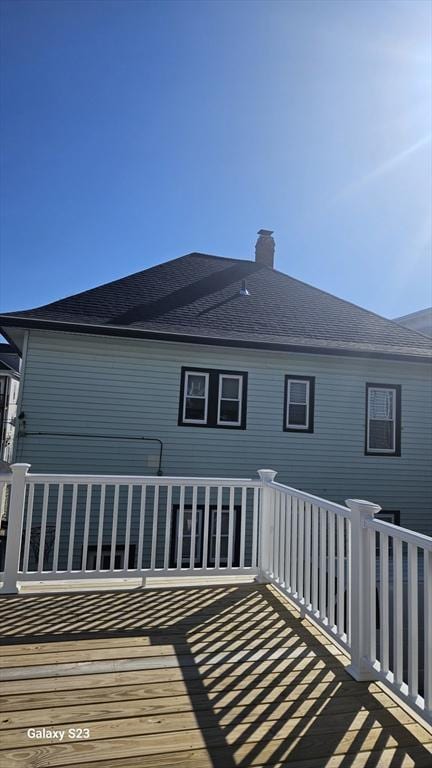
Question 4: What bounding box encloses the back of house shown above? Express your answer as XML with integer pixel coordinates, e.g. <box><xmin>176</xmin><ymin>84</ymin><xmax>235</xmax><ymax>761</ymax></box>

<box><xmin>1</xmin><ymin>230</ymin><xmax>431</xmax><ymax>545</ymax></box>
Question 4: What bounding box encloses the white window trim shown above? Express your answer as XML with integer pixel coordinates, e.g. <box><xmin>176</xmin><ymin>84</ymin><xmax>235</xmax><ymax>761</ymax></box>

<box><xmin>366</xmin><ymin>386</ymin><xmax>397</xmax><ymax>454</ymax></box>
<box><xmin>217</xmin><ymin>374</ymin><xmax>243</xmax><ymax>426</ymax></box>
<box><xmin>286</xmin><ymin>378</ymin><xmax>310</xmax><ymax>430</ymax></box>
<box><xmin>183</xmin><ymin>371</ymin><xmax>209</xmax><ymax>424</ymax></box>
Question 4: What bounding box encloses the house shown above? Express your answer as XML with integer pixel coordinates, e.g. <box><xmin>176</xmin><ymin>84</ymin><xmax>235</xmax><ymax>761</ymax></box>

<box><xmin>0</xmin><ymin>229</ymin><xmax>431</xmax><ymax>541</ymax></box>
<box><xmin>394</xmin><ymin>307</ymin><xmax>432</xmax><ymax>337</ymax></box>
<box><xmin>1</xmin><ymin>234</ymin><xmax>432</xmax><ymax>744</ymax></box>
<box><xmin>0</xmin><ymin>342</ymin><xmax>20</xmax><ymax>464</ymax></box>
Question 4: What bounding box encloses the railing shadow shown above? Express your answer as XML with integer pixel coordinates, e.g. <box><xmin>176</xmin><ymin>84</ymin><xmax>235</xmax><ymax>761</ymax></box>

<box><xmin>1</xmin><ymin>583</ymin><xmax>431</xmax><ymax>767</ymax></box>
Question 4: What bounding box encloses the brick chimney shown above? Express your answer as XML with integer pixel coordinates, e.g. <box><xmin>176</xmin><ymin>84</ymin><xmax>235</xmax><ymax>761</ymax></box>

<box><xmin>255</xmin><ymin>229</ymin><xmax>275</xmax><ymax>268</ymax></box>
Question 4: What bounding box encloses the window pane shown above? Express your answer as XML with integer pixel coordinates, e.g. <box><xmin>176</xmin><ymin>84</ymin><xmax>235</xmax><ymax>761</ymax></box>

<box><xmin>288</xmin><ymin>403</ymin><xmax>307</xmax><ymax>426</ymax></box>
<box><xmin>182</xmin><ymin>538</ymin><xmax>191</xmax><ymax>559</ymax></box>
<box><xmin>187</xmin><ymin>374</ymin><xmax>206</xmax><ymax>397</ymax></box>
<box><xmin>220</xmin><ymin>537</ymin><xmax>229</xmax><ymax>563</ymax></box>
<box><xmin>185</xmin><ymin>397</ymin><xmax>206</xmax><ymax>420</ymax></box>
<box><xmin>370</xmin><ymin>389</ymin><xmax>393</xmax><ymax>420</ymax></box>
<box><xmin>369</xmin><ymin>420</ymin><xmax>394</xmax><ymax>450</ymax></box>
<box><xmin>289</xmin><ymin>382</ymin><xmax>307</xmax><ymax>403</ymax></box>
<box><xmin>221</xmin><ymin>512</ymin><xmax>230</xmax><ymax>534</ymax></box>
<box><xmin>219</xmin><ymin>399</ymin><xmax>240</xmax><ymax>422</ymax></box>
<box><xmin>221</xmin><ymin>377</ymin><xmax>239</xmax><ymax>399</ymax></box>
<box><xmin>183</xmin><ymin>511</ymin><xmax>192</xmax><ymax>534</ymax></box>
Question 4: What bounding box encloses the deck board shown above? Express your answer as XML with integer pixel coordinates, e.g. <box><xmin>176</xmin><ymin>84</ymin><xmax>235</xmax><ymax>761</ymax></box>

<box><xmin>1</xmin><ymin>582</ymin><xmax>431</xmax><ymax>767</ymax></box>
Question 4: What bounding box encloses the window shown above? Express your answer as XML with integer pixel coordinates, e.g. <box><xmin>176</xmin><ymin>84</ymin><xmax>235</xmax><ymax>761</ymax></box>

<box><xmin>217</xmin><ymin>374</ymin><xmax>243</xmax><ymax>426</ymax></box>
<box><xmin>208</xmin><ymin>507</ymin><xmax>240</xmax><ymax>566</ymax></box>
<box><xmin>375</xmin><ymin>510</ymin><xmax>400</xmax><ymax>526</ymax></box>
<box><xmin>366</xmin><ymin>383</ymin><xmax>401</xmax><ymax>456</ymax></box>
<box><xmin>178</xmin><ymin>368</ymin><xmax>247</xmax><ymax>428</ymax></box>
<box><xmin>374</xmin><ymin>511</ymin><xmax>400</xmax><ymax>557</ymax></box>
<box><xmin>170</xmin><ymin>504</ymin><xmax>241</xmax><ymax>567</ymax></box>
<box><xmin>86</xmin><ymin>545</ymin><xmax>136</xmax><ymax>570</ymax></box>
<box><xmin>170</xmin><ymin>506</ymin><xmax>204</xmax><ymax>568</ymax></box>
<box><xmin>284</xmin><ymin>376</ymin><xmax>315</xmax><ymax>432</ymax></box>
<box><xmin>182</xmin><ymin>371</ymin><xmax>209</xmax><ymax>424</ymax></box>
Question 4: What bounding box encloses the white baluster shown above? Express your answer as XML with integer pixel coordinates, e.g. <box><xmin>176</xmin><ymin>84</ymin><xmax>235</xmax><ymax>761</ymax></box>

<box><xmin>407</xmin><ymin>543</ymin><xmax>418</xmax><ymax>699</ymax></box>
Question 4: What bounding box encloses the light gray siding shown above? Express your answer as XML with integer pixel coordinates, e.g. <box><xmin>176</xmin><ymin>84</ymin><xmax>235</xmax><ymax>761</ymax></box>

<box><xmin>15</xmin><ymin>329</ymin><xmax>432</xmax><ymax>535</ymax></box>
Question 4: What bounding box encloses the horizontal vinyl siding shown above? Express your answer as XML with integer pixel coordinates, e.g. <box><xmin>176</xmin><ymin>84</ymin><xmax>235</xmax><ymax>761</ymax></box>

<box><xmin>15</xmin><ymin>329</ymin><xmax>432</xmax><ymax>535</ymax></box>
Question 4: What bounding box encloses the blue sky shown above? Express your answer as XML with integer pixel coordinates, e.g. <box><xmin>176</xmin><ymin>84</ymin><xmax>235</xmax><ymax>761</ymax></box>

<box><xmin>0</xmin><ymin>0</ymin><xmax>431</xmax><ymax>319</ymax></box>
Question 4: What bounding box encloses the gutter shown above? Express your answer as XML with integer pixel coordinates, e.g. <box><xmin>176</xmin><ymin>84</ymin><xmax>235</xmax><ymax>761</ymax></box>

<box><xmin>0</xmin><ymin>316</ymin><xmax>431</xmax><ymax>364</ymax></box>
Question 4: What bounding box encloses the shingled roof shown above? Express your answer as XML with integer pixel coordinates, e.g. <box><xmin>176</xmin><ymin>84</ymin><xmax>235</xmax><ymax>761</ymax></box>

<box><xmin>1</xmin><ymin>253</ymin><xmax>431</xmax><ymax>360</ymax></box>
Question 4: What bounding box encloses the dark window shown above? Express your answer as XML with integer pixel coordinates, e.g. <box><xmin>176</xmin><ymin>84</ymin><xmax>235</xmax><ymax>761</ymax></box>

<box><xmin>170</xmin><ymin>504</ymin><xmax>241</xmax><ymax>568</ymax></box>
<box><xmin>85</xmin><ymin>544</ymin><xmax>136</xmax><ymax>570</ymax></box>
<box><xmin>178</xmin><ymin>368</ymin><xmax>247</xmax><ymax>429</ymax></box>
<box><xmin>365</xmin><ymin>383</ymin><xmax>401</xmax><ymax>456</ymax></box>
<box><xmin>374</xmin><ymin>511</ymin><xmax>400</xmax><ymax>557</ymax></box>
<box><xmin>284</xmin><ymin>376</ymin><xmax>315</xmax><ymax>432</ymax></box>
<box><xmin>375</xmin><ymin>510</ymin><xmax>400</xmax><ymax>526</ymax></box>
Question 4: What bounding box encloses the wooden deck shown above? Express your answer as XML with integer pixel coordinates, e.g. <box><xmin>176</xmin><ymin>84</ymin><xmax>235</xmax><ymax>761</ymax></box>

<box><xmin>0</xmin><ymin>582</ymin><xmax>431</xmax><ymax>768</ymax></box>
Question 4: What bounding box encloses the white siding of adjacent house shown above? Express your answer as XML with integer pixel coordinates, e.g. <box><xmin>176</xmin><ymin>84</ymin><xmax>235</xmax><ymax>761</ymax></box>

<box><xmin>14</xmin><ymin>329</ymin><xmax>432</xmax><ymax>535</ymax></box>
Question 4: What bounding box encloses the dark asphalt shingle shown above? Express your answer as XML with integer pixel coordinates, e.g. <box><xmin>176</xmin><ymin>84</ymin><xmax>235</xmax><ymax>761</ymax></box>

<box><xmin>1</xmin><ymin>253</ymin><xmax>431</xmax><ymax>358</ymax></box>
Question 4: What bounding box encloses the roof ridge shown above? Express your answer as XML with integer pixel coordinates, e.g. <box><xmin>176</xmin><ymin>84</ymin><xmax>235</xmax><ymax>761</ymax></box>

<box><xmin>187</xmin><ymin>251</ymin><xmax>249</xmax><ymax>263</ymax></box>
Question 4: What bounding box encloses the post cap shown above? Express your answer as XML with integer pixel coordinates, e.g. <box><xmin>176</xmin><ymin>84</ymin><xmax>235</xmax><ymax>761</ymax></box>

<box><xmin>258</xmin><ymin>469</ymin><xmax>277</xmax><ymax>483</ymax></box>
<box><xmin>345</xmin><ymin>498</ymin><xmax>381</xmax><ymax>517</ymax></box>
<box><xmin>10</xmin><ymin>463</ymin><xmax>31</xmax><ymax>474</ymax></box>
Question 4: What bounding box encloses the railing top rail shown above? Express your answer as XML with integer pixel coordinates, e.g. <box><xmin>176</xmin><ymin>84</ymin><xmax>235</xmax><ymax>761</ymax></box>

<box><xmin>267</xmin><ymin>480</ymin><xmax>351</xmax><ymax>519</ymax></box>
<box><xmin>23</xmin><ymin>473</ymin><xmax>261</xmax><ymax>488</ymax></box>
<box><xmin>365</xmin><ymin>516</ymin><xmax>432</xmax><ymax>551</ymax></box>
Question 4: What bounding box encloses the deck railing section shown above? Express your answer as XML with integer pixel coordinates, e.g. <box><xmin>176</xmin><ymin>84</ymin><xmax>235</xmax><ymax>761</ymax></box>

<box><xmin>365</xmin><ymin>516</ymin><xmax>432</xmax><ymax>718</ymax></box>
<box><xmin>0</xmin><ymin>464</ymin><xmax>260</xmax><ymax>591</ymax></box>
<box><xmin>258</xmin><ymin>469</ymin><xmax>432</xmax><ymax>724</ymax></box>
<box><xmin>258</xmin><ymin>470</ymin><xmax>352</xmax><ymax>646</ymax></box>
<box><xmin>0</xmin><ymin>463</ymin><xmax>431</xmax><ymax>723</ymax></box>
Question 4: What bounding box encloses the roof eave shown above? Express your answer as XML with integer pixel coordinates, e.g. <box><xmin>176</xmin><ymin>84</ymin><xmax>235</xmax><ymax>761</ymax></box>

<box><xmin>0</xmin><ymin>315</ymin><xmax>430</xmax><ymax>364</ymax></box>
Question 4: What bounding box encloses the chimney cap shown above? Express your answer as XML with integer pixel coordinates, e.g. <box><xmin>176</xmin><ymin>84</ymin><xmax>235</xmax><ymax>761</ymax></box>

<box><xmin>257</xmin><ymin>229</ymin><xmax>274</xmax><ymax>236</ymax></box>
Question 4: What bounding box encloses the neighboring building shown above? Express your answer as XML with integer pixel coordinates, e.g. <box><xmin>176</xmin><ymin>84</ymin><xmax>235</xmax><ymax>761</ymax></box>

<box><xmin>0</xmin><ymin>343</ymin><xmax>20</xmax><ymax>463</ymax></box>
<box><xmin>0</xmin><ymin>230</ymin><xmax>431</xmax><ymax>538</ymax></box>
<box><xmin>394</xmin><ymin>307</ymin><xmax>432</xmax><ymax>337</ymax></box>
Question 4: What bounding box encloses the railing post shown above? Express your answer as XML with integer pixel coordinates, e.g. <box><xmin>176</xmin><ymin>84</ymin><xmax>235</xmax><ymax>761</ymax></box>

<box><xmin>1</xmin><ymin>463</ymin><xmax>31</xmax><ymax>595</ymax></box>
<box><xmin>257</xmin><ymin>469</ymin><xmax>277</xmax><ymax>582</ymax></box>
<box><xmin>0</xmin><ymin>468</ymin><xmax>12</xmax><ymax>524</ymax></box>
<box><xmin>345</xmin><ymin>497</ymin><xmax>381</xmax><ymax>681</ymax></box>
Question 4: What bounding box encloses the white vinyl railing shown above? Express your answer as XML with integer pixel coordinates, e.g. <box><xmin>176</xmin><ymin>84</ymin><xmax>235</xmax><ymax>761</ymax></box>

<box><xmin>259</xmin><ymin>472</ymin><xmax>352</xmax><ymax>646</ymax></box>
<box><xmin>0</xmin><ymin>465</ymin><xmax>260</xmax><ymax>591</ymax></box>
<box><xmin>365</xmin><ymin>516</ymin><xmax>432</xmax><ymax>716</ymax></box>
<box><xmin>0</xmin><ymin>463</ymin><xmax>431</xmax><ymax>723</ymax></box>
<box><xmin>258</xmin><ymin>469</ymin><xmax>432</xmax><ymax>724</ymax></box>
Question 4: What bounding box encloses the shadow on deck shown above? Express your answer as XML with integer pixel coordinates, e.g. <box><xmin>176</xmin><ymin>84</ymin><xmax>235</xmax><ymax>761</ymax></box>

<box><xmin>0</xmin><ymin>583</ymin><xmax>431</xmax><ymax>767</ymax></box>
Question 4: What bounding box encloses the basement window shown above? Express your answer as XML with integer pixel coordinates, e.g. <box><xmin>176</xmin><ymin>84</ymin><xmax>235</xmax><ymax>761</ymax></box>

<box><xmin>366</xmin><ymin>383</ymin><xmax>401</xmax><ymax>456</ymax></box>
<box><xmin>179</xmin><ymin>368</ymin><xmax>247</xmax><ymax>429</ymax></box>
<box><xmin>284</xmin><ymin>376</ymin><xmax>315</xmax><ymax>432</ymax></box>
